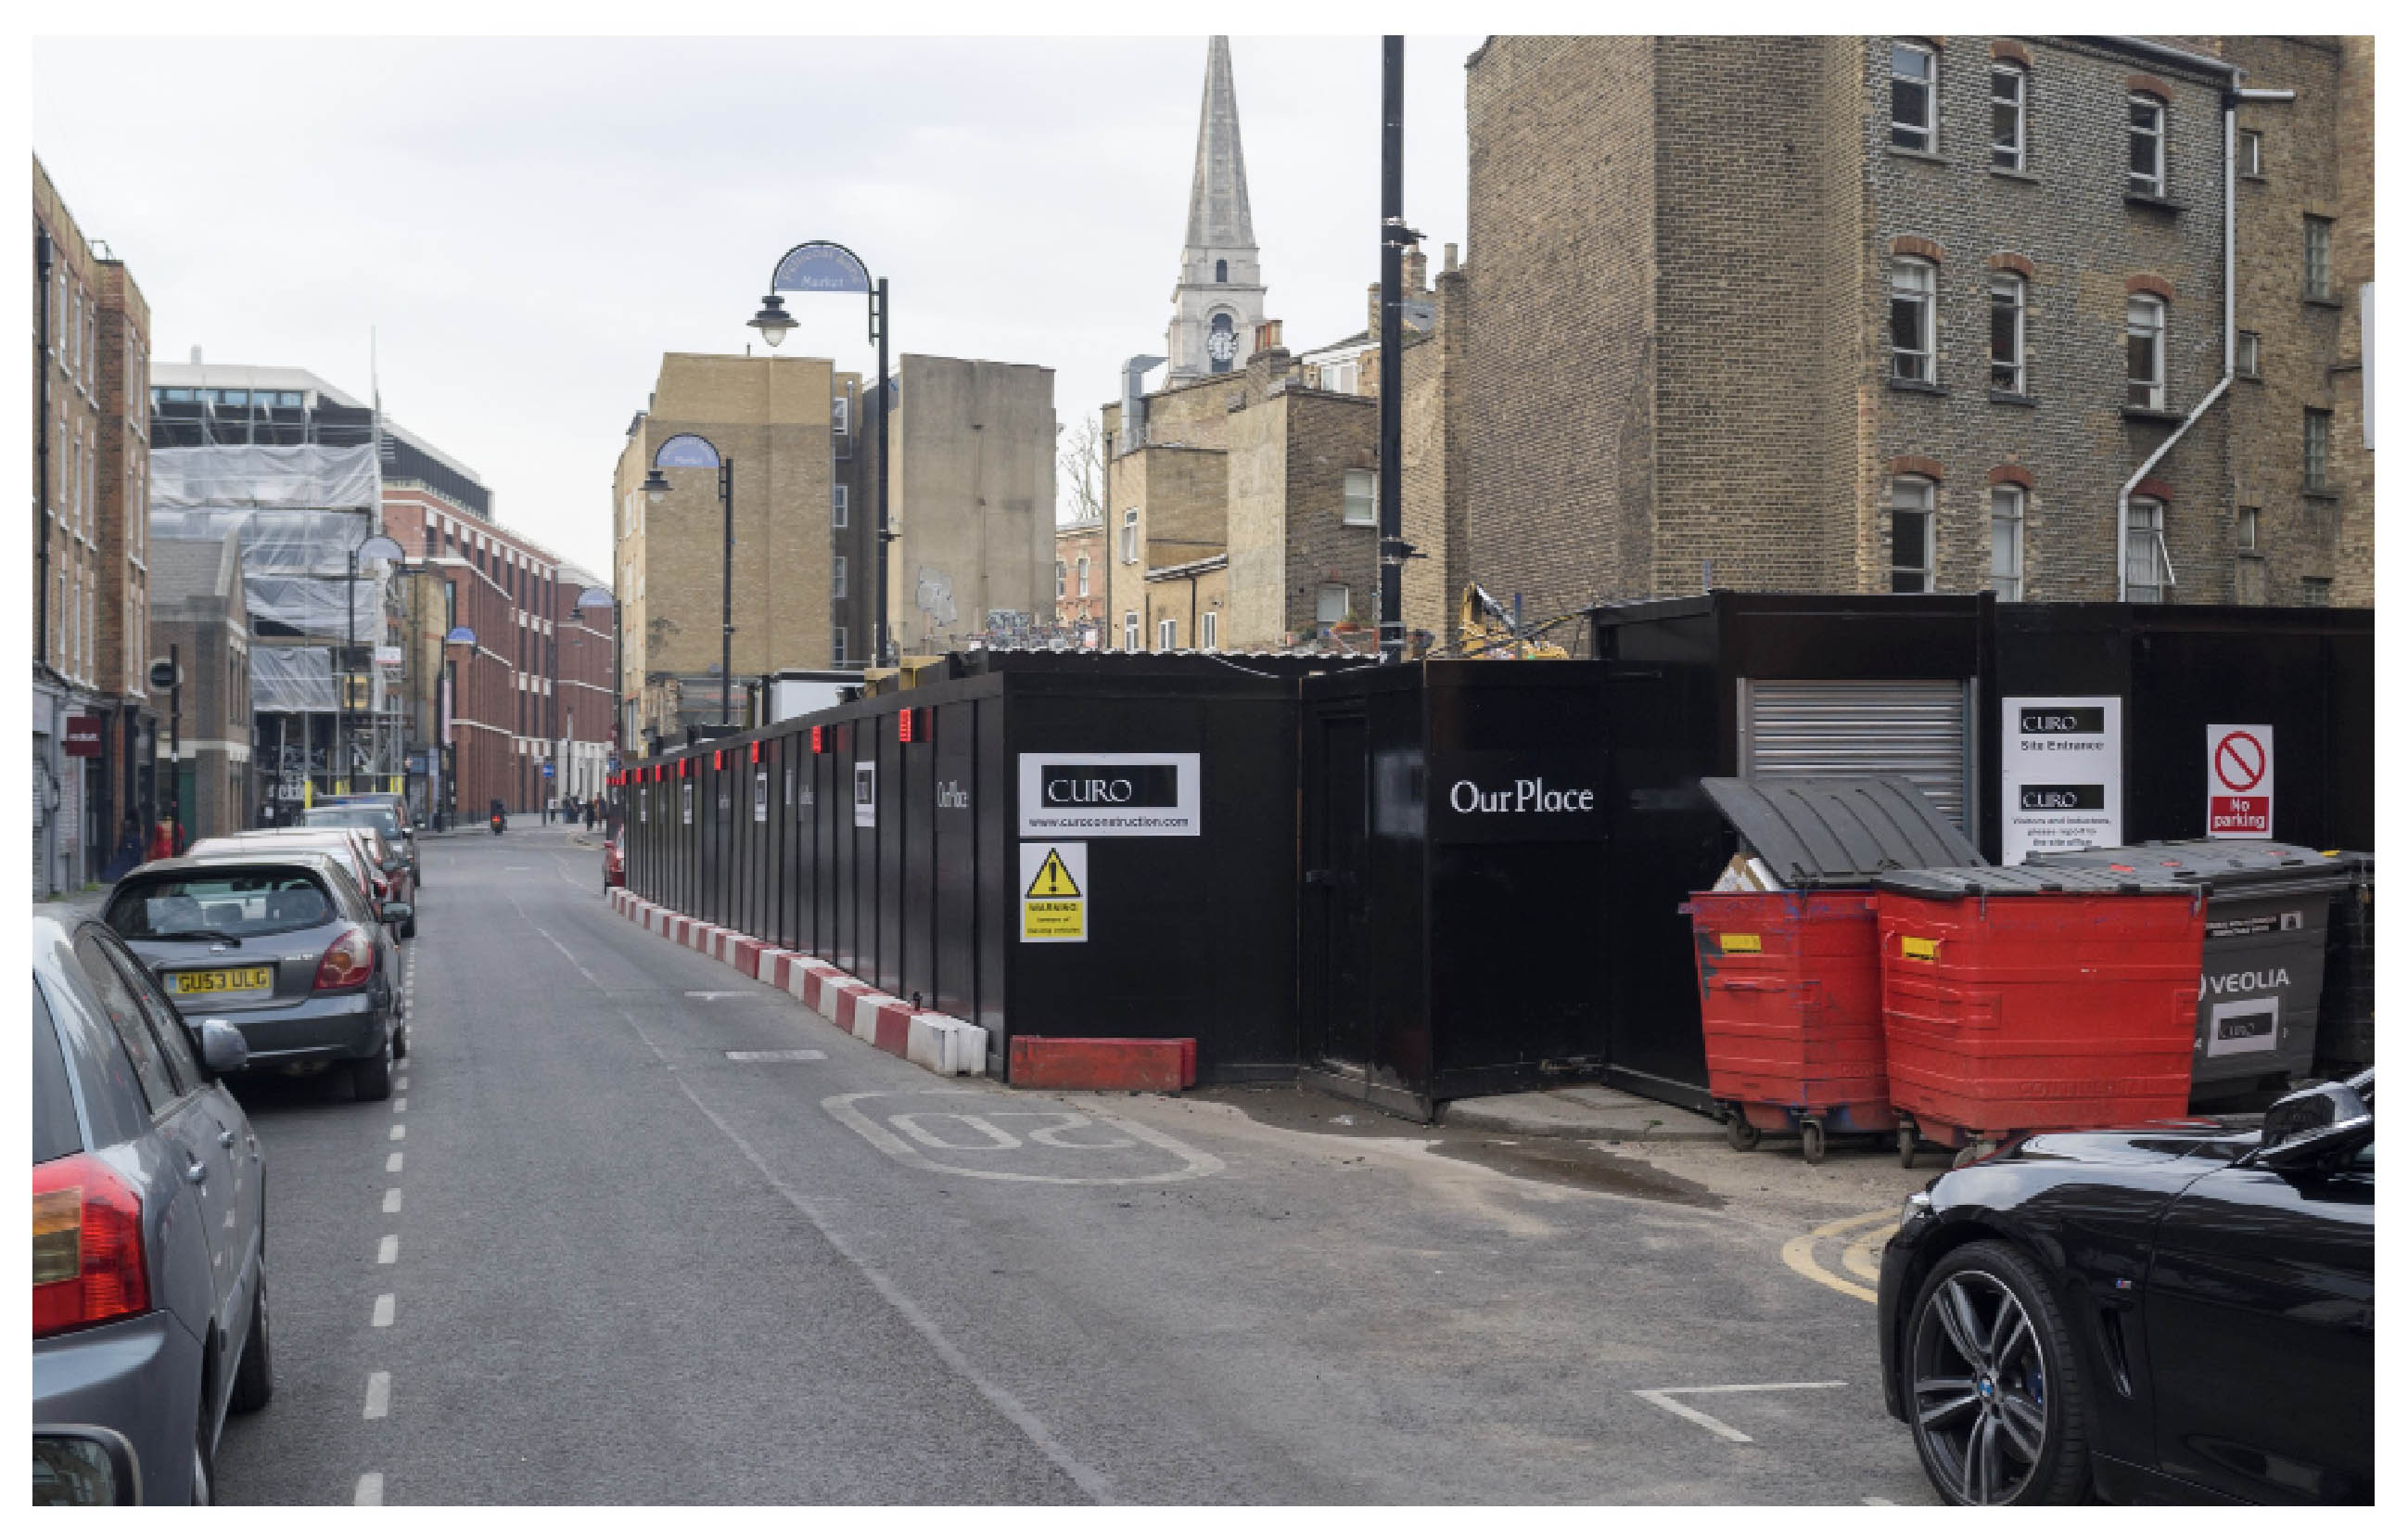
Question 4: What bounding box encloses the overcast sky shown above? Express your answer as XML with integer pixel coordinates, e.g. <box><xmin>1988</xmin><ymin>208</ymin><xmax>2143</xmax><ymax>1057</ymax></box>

<box><xmin>32</xmin><ymin>33</ymin><xmax>1479</xmax><ymax>575</ymax></box>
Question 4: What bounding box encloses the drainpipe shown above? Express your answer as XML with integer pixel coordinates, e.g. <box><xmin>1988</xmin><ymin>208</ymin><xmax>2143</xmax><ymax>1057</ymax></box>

<box><xmin>2114</xmin><ymin>68</ymin><xmax>2289</xmax><ymax>599</ymax></box>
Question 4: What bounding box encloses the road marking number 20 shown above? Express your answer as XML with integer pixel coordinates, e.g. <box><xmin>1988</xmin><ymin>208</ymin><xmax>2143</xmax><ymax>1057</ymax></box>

<box><xmin>824</xmin><ymin>1089</ymin><xmax>1223</xmax><ymax>1185</ymax></box>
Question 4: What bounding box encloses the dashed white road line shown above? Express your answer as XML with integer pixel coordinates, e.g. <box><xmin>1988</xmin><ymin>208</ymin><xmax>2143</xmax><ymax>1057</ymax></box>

<box><xmin>376</xmin><ymin>1234</ymin><xmax>399</xmax><ymax>1265</ymax></box>
<box><xmin>372</xmin><ymin>1294</ymin><xmax>395</xmax><ymax>1328</ymax></box>
<box><xmin>393</xmin><ymin>1096</ymin><xmax>408</xmax><ymax>1112</ymax></box>
<box><xmin>397</xmin><ymin>1075</ymin><xmax>409</xmax><ymax>1091</ymax></box>
<box><xmin>389</xmin><ymin>1124</ymin><xmax>405</xmax><ymax>1142</ymax></box>
<box><xmin>386</xmin><ymin>1151</ymin><xmax>403</xmax><ymax>1173</ymax></box>
<box><xmin>382</xmin><ymin>1188</ymin><xmax>402</xmax><ymax>1214</ymax></box>
<box><xmin>353</xmin><ymin>1472</ymin><xmax>384</xmax><ymax>1505</ymax></box>
<box><xmin>363</xmin><ymin>1373</ymin><xmax>390</xmax><ymax>1419</ymax></box>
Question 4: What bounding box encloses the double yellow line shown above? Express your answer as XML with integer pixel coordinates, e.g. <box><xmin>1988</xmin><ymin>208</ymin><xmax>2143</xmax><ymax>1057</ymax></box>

<box><xmin>1780</xmin><ymin>1209</ymin><xmax>1896</xmax><ymax>1304</ymax></box>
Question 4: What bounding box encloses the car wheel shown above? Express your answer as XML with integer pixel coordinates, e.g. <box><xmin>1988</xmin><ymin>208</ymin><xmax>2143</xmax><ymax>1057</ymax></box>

<box><xmin>1906</xmin><ymin>1240</ymin><xmax>2092</xmax><ymax>1505</ymax></box>
<box><xmin>228</xmin><ymin>1269</ymin><xmax>274</xmax><ymax>1413</ymax></box>
<box><xmin>402</xmin><ymin>916</ymin><xmax>417</xmax><ymax>940</ymax></box>
<box><xmin>394</xmin><ymin>1021</ymin><xmax>409</xmax><ymax>1060</ymax></box>
<box><xmin>352</xmin><ymin>1034</ymin><xmax>394</xmax><ymax>1102</ymax></box>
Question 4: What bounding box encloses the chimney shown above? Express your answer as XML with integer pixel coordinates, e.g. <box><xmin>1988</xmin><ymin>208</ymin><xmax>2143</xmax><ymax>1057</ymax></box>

<box><xmin>1255</xmin><ymin>319</ymin><xmax>1283</xmax><ymax>352</ymax></box>
<box><xmin>1404</xmin><ymin>242</ymin><xmax>1429</xmax><ymax>296</ymax></box>
<box><xmin>1443</xmin><ymin>242</ymin><xmax>1459</xmax><ymax>274</ymax></box>
<box><xmin>1367</xmin><ymin>280</ymin><xmax>1382</xmax><ymax>336</ymax></box>
<box><xmin>190</xmin><ymin>345</ymin><xmax>202</xmax><ymax>365</ymax></box>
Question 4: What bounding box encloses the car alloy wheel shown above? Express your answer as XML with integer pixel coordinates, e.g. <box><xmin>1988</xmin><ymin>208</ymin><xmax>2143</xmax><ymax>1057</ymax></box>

<box><xmin>1910</xmin><ymin>1268</ymin><xmax>2050</xmax><ymax>1503</ymax></box>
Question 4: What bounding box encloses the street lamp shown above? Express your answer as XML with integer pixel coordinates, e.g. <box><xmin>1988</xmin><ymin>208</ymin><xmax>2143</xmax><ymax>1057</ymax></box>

<box><xmin>648</xmin><ymin>432</ymin><xmax>736</xmax><ymax>725</ymax></box>
<box><xmin>344</xmin><ymin>533</ymin><xmax>407</xmax><ymax>795</ymax></box>
<box><xmin>441</xmin><ymin>625</ymin><xmax>476</xmax><ymax>827</ymax></box>
<box><xmin>574</xmin><ymin>585</ymin><xmax>619</xmax><ymax>806</ymax></box>
<box><xmin>748</xmin><ymin>239</ymin><xmax>890</xmax><ymax>668</ymax></box>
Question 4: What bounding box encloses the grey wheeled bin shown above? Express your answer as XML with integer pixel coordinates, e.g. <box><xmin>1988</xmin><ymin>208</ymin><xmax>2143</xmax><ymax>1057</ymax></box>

<box><xmin>2028</xmin><ymin>840</ymin><xmax>2356</xmax><ymax>1101</ymax></box>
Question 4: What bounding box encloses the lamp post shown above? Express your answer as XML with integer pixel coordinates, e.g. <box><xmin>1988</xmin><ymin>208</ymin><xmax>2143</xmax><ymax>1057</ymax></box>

<box><xmin>345</xmin><ymin>533</ymin><xmax>407</xmax><ymax>794</ymax></box>
<box><xmin>574</xmin><ymin>585</ymin><xmax>618</xmax><ymax>806</ymax></box>
<box><xmin>1376</xmin><ymin>36</ymin><xmax>1420</xmax><ymax>666</ymax></box>
<box><xmin>441</xmin><ymin>624</ymin><xmax>477</xmax><ymax>826</ymax></box>
<box><xmin>643</xmin><ymin>433</ymin><xmax>735</xmax><ymax>725</ymax></box>
<box><xmin>747</xmin><ymin>239</ymin><xmax>890</xmax><ymax>668</ymax></box>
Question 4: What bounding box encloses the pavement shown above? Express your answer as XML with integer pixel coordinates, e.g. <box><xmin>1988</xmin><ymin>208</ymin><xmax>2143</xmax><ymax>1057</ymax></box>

<box><xmin>209</xmin><ymin>821</ymin><xmax>1941</xmax><ymax>1504</ymax></box>
<box><xmin>1444</xmin><ymin>1086</ymin><xmax>1726</xmax><ymax>1142</ymax></box>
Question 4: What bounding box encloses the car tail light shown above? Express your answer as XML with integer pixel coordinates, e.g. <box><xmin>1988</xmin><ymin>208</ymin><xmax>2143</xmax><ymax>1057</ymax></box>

<box><xmin>33</xmin><ymin>1154</ymin><xmax>149</xmax><ymax>1337</ymax></box>
<box><xmin>314</xmin><ymin>925</ymin><xmax>376</xmax><ymax>991</ymax></box>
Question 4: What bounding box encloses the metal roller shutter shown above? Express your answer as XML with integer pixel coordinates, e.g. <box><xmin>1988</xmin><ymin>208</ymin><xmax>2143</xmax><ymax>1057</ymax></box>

<box><xmin>1738</xmin><ymin>679</ymin><xmax>1975</xmax><ymax>834</ymax></box>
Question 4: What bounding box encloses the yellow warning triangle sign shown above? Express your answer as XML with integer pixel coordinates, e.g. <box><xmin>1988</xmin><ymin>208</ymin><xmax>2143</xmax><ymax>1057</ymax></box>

<box><xmin>1026</xmin><ymin>848</ymin><xmax>1081</xmax><ymax>899</ymax></box>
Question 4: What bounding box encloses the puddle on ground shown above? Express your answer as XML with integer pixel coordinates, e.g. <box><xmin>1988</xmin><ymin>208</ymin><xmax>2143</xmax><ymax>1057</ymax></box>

<box><xmin>1189</xmin><ymin>1085</ymin><xmax>1726</xmax><ymax>1210</ymax></box>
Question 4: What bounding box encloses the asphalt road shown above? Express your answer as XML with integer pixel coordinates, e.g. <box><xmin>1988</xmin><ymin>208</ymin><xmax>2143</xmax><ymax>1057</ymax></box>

<box><xmin>212</xmin><ymin>824</ymin><xmax>1936</xmax><ymax>1504</ymax></box>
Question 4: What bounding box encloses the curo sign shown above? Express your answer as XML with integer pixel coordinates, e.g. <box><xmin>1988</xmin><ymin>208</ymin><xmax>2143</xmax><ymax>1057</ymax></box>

<box><xmin>2001</xmin><ymin>696</ymin><xmax>2122</xmax><ymax>864</ymax></box>
<box><xmin>1428</xmin><ymin>751</ymin><xmax>1608</xmax><ymax>844</ymax></box>
<box><xmin>1017</xmin><ymin>753</ymin><xmax>1200</xmax><ymax>838</ymax></box>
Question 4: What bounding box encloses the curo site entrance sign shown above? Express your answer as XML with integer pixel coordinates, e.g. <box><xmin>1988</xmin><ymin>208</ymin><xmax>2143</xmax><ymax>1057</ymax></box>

<box><xmin>1017</xmin><ymin>753</ymin><xmax>1200</xmax><ymax>837</ymax></box>
<box><xmin>2001</xmin><ymin>697</ymin><xmax>2122</xmax><ymax>864</ymax></box>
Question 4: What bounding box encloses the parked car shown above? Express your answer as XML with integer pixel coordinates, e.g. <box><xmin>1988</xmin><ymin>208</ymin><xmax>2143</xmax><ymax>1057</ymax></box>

<box><xmin>604</xmin><ymin>828</ymin><xmax>625</xmax><ymax>890</ymax></box>
<box><xmin>102</xmin><ymin>851</ymin><xmax>409</xmax><ymax>1100</ymax></box>
<box><xmin>302</xmin><ymin>798</ymin><xmax>420</xmax><ymax>889</ymax></box>
<box><xmin>190</xmin><ymin>826</ymin><xmax>414</xmax><ymax>939</ymax></box>
<box><xmin>33</xmin><ymin>912</ymin><xmax>271</xmax><ymax>1504</ymax></box>
<box><xmin>1879</xmin><ymin>1071</ymin><xmax>2373</xmax><ymax>1505</ymax></box>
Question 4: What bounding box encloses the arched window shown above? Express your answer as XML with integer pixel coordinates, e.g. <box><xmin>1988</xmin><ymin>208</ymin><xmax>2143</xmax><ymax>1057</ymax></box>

<box><xmin>1891</xmin><ymin>258</ymin><xmax>1936</xmax><ymax>382</ymax></box>
<box><xmin>1215</xmin><ymin>259</ymin><xmax>1229</xmax><ymax>284</ymax></box>
<box><xmin>1890</xmin><ymin>476</ymin><xmax>1935</xmax><ymax>593</ymax></box>
<box><xmin>2127</xmin><ymin>294</ymin><xmax>2166</xmax><ymax>409</ymax></box>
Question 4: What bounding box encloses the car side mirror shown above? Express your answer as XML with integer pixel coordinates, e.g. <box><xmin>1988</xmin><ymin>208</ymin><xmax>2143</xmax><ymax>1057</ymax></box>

<box><xmin>2252</xmin><ymin>1079</ymin><xmax>2373</xmax><ymax>1171</ymax></box>
<box><xmin>192</xmin><ymin>1017</ymin><xmax>248</xmax><ymax>1076</ymax></box>
<box><xmin>34</xmin><ymin>1426</ymin><xmax>142</xmax><ymax>1504</ymax></box>
<box><xmin>381</xmin><ymin>901</ymin><xmax>414</xmax><ymax>927</ymax></box>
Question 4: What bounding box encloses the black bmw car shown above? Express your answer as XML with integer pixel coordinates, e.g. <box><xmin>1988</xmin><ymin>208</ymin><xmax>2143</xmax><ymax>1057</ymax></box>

<box><xmin>1879</xmin><ymin>1071</ymin><xmax>2372</xmax><ymax>1505</ymax></box>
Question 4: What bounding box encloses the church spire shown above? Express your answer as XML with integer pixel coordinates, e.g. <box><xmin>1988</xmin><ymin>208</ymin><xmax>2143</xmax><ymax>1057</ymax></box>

<box><xmin>1166</xmin><ymin>35</ymin><xmax>1267</xmax><ymax>381</ymax></box>
<box><xmin>1184</xmin><ymin>35</ymin><xmax>1255</xmax><ymax>251</ymax></box>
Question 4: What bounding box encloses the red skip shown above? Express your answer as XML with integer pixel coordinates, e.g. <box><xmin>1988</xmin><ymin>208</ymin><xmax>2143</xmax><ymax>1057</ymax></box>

<box><xmin>1008</xmin><ymin>1037</ymin><xmax>1197</xmax><ymax>1092</ymax></box>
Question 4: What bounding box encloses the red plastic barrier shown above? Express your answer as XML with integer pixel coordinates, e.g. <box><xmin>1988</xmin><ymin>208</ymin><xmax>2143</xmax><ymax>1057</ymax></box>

<box><xmin>1008</xmin><ymin>1037</ymin><xmax>1197</xmax><ymax>1092</ymax></box>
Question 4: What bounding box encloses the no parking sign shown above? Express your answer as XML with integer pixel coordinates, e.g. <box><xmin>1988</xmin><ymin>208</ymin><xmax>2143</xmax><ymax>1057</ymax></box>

<box><xmin>2206</xmin><ymin>724</ymin><xmax>2274</xmax><ymax>838</ymax></box>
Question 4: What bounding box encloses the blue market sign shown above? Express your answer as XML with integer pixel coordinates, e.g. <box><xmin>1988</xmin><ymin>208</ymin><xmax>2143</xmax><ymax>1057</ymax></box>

<box><xmin>653</xmin><ymin>432</ymin><xmax>722</xmax><ymax>468</ymax></box>
<box><xmin>771</xmin><ymin>241</ymin><xmax>872</xmax><ymax>295</ymax></box>
<box><xmin>444</xmin><ymin>626</ymin><xmax>478</xmax><ymax>646</ymax></box>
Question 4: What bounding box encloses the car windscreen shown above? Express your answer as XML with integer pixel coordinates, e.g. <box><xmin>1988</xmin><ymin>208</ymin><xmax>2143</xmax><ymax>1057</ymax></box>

<box><xmin>303</xmin><ymin>806</ymin><xmax>402</xmax><ymax>839</ymax></box>
<box><xmin>108</xmin><ymin>869</ymin><xmax>338</xmax><ymax>940</ymax></box>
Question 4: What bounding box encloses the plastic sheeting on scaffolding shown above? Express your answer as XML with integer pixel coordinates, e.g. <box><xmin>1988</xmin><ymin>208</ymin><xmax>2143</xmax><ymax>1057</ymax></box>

<box><xmin>250</xmin><ymin>646</ymin><xmax>340</xmax><ymax>713</ymax></box>
<box><xmin>150</xmin><ymin>442</ymin><xmax>378</xmax><ymax>511</ymax></box>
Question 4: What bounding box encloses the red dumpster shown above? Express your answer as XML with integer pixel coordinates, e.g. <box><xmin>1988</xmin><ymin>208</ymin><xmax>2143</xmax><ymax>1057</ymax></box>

<box><xmin>1688</xmin><ymin>889</ymin><xmax>1896</xmax><ymax>1163</ymax></box>
<box><xmin>1874</xmin><ymin>866</ymin><xmax>2205</xmax><ymax>1163</ymax></box>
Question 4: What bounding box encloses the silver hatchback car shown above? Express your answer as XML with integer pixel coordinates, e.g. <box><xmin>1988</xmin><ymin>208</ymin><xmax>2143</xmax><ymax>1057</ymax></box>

<box><xmin>32</xmin><ymin>913</ymin><xmax>271</xmax><ymax>1503</ymax></box>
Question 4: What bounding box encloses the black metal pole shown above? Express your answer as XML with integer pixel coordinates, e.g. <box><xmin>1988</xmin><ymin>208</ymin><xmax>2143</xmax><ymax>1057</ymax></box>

<box><xmin>1378</xmin><ymin>35</ymin><xmax>1407</xmax><ymax>665</ymax></box>
<box><xmin>873</xmin><ymin>278</ymin><xmax>890</xmax><ymax>668</ymax></box>
<box><xmin>343</xmin><ymin>545</ymin><xmax>356</xmax><ymax>792</ymax></box>
<box><xmin>168</xmin><ymin>642</ymin><xmax>181</xmax><ymax>838</ymax></box>
<box><xmin>720</xmin><ymin>458</ymin><xmax>735</xmax><ymax>725</ymax></box>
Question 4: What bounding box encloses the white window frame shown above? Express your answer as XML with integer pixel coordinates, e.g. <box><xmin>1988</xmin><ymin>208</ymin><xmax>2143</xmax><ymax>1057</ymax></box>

<box><xmin>2236</xmin><ymin>330</ymin><xmax>2261</xmax><ymax>377</ymax></box>
<box><xmin>1891</xmin><ymin>258</ymin><xmax>1936</xmax><ymax>383</ymax></box>
<box><xmin>1319</xmin><ymin>358</ymin><xmax>1359</xmax><ymax>393</ymax></box>
<box><xmin>1342</xmin><ymin>468</ymin><xmax>1377</xmax><ymax>527</ymax></box>
<box><xmin>832</xmin><ymin>556</ymin><xmax>847</xmax><ymax>598</ymax></box>
<box><xmin>1157</xmin><ymin>617</ymin><xmax>1178</xmax><ymax>649</ymax></box>
<box><xmin>1989</xmin><ymin>485</ymin><xmax>2026</xmax><ymax>602</ymax></box>
<box><xmin>832</xmin><ymin>625</ymin><xmax>847</xmax><ymax>664</ymax></box>
<box><xmin>832</xmin><ymin>483</ymin><xmax>848</xmax><ymax>528</ymax></box>
<box><xmin>1891</xmin><ymin>42</ymin><xmax>1937</xmax><ymax>152</ymax></box>
<box><xmin>1990</xmin><ymin>272</ymin><xmax>2026</xmax><ymax>393</ymax></box>
<box><xmin>1123</xmin><ymin>610</ymin><xmax>1140</xmax><ymax>650</ymax></box>
<box><xmin>1991</xmin><ymin>62</ymin><xmax>2025</xmax><ymax>172</ymax></box>
<box><xmin>831</xmin><ymin>395</ymin><xmax>849</xmax><ymax>435</ymax></box>
<box><xmin>2125</xmin><ymin>496</ymin><xmax>2172</xmax><ymax>603</ymax></box>
<box><xmin>1200</xmin><ymin>610</ymin><xmax>1218</xmax><ymax>650</ymax></box>
<box><xmin>2129</xmin><ymin>94</ymin><xmax>2165</xmax><ymax>198</ymax></box>
<box><xmin>1076</xmin><ymin>555</ymin><xmax>1089</xmax><ymax>596</ymax></box>
<box><xmin>2236</xmin><ymin>506</ymin><xmax>2259</xmax><ymax>552</ymax></box>
<box><xmin>2127</xmin><ymin>294</ymin><xmax>2167</xmax><ymax>410</ymax></box>
<box><xmin>1120</xmin><ymin>508</ymin><xmax>1139</xmax><ymax>563</ymax></box>
<box><xmin>1890</xmin><ymin>476</ymin><xmax>1935</xmax><ymax>594</ymax></box>
<box><xmin>1315</xmin><ymin>582</ymin><xmax>1350</xmax><ymax>624</ymax></box>
<box><xmin>2238</xmin><ymin>128</ymin><xmax>2263</xmax><ymax>177</ymax></box>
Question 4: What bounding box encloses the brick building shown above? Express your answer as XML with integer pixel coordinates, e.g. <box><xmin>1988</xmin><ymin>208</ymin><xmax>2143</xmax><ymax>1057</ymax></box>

<box><xmin>145</xmin><ymin>530</ymin><xmax>250</xmax><ymax>840</ymax></box>
<box><xmin>613</xmin><ymin>352</ymin><xmax>852</xmax><ymax>747</ymax></box>
<box><xmin>1463</xmin><ymin>36</ymin><xmax>2371</xmax><ymax>633</ymax></box>
<box><xmin>33</xmin><ymin>156</ymin><xmax>158</xmax><ymax>894</ymax></box>
<box><xmin>1052</xmin><ymin>510</ymin><xmax>1106</xmax><ymax>634</ymax></box>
